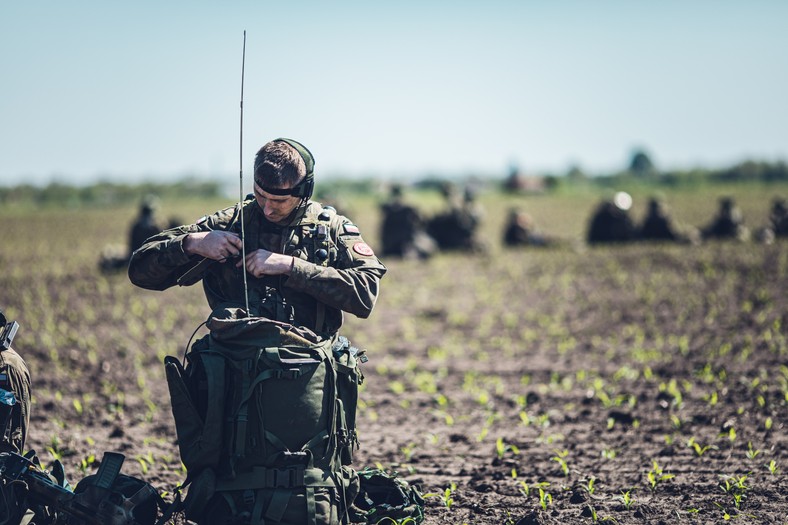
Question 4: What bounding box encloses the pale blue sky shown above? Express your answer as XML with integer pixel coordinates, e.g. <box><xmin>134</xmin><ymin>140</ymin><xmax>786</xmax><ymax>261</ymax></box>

<box><xmin>2</xmin><ymin>1</ymin><xmax>787</xmax><ymax>186</ymax></box>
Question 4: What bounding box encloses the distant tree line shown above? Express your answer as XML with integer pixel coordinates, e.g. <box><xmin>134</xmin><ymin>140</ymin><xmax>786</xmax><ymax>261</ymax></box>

<box><xmin>0</xmin><ymin>179</ymin><xmax>222</xmax><ymax>208</ymax></box>
<box><xmin>537</xmin><ymin>156</ymin><xmax>788</xmax><ymax>193</ymax></box>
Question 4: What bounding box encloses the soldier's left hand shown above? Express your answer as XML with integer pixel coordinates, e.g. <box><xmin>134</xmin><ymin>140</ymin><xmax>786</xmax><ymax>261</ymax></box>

<box><xmin>239</xmin><ymin>249</ymin><xmax>294</xmax><ymax>277</ymax></box>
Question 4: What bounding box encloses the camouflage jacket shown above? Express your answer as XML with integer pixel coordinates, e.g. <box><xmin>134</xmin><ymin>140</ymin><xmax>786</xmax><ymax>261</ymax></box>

<box><xmin>128</xmin><ymin>199</ymin><xmax>386</xmax><ymax>336</ymax></box>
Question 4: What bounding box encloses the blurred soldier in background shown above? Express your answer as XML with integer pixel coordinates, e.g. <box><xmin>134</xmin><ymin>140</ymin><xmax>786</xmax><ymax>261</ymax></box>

<box><xmin>129</xmin><ymin>195</ymin><xmax>164</xmax><ymax>255</ymax></box>
<box><xmin>638</xmin><ymin>197</ymin><xmax>700</xmax><ymax>244</ymax></box>
<box><xmin>427</xmin><ymin>184</ymin><xmax>484</xmax><ymax>252</ymax></box>
<box><xmin>0</xmin><ymin>309</ymin><xmax>30</xmax><ymax>456</ymax></box>
<box><xmin>99</xmin><ymin>195</ymin><xmax>164</xmax><ymax>273</ymax></box>
<box><xmin>638</xmin><ymin>197</ymin><xmax>679</xmax><ymax>241</ymax></box>
<box><xmin>769</xmin><ymin>197</ymin><xmax>788</xmax><ymax>237</ymax></box>
<box><xmin>702</xmin><ymin>196</ymin><xmax>750</xmax><ymax>241</ymax></box>
<box><xmin>755</xmin><ymin>197</ymin><xmax>788</xmax><ymax>244</ymax></box>
<box><xmin>379</xmin><ymin>184</ymin><xmax>436</xmax><ymax>259</ymax></box>
<box><xmin>586</xmin><ymin>191</ymin><xmax>637</xmax><ymax>244</ymax></box>
<box><xmin>502</xmin><ymin>208</ymin><xmax>556</xmax><ymax>247</ymax></box>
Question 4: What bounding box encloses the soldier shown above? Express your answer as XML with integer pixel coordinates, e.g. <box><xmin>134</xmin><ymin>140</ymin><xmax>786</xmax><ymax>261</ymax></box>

<box><xmin>702</xmin><ymin>196</ymin><xmax>749</xmax><ymax>241</ymax></box>
<box><xmin>129</xmin><ymin>195</ymin><xmax>164</xmax><ymax>255</ymax></box>
<box><xmin>128</xmin><ymin>139</ymin><xmax>386</xmax><ymax>524</ymax></box>
<box><xmin>502</xmin><ymin>208</ymin><xmax>555</xmax><ymax>247</ymax></box>
<box><xmin>769</xmin><ymin>197</ymin><xmax>788</xmax><ymax>237</ymax></box>
<box><xmin>426</xmin><ymin>185</ymin><xmax>484</xmax><ymax>252</ymax></box>
<box><xmin>586</xmin><ymin>192</ymin><xmax>637</xmax><ymax>244</ymax></box>
<box><xmin>639</xmin><ymin>197</ymin><xmax>679</xmax><ymax>241</ymax></box>
<box><xmin>99</xmin><ymin>196</ymin><xmax>164</xmax><ymax>273</ymax></box>
<box><xmin>379</xmin><ymin>184</ymin><xmax>436</xmax><ymax>259</ymax></box>
<box><xmin>0</xmin><ymin>309</ymin><xmax>29</xmax><ymax>457</ymax></box>
<box><xmin>128</xmin><ymin>138</ymin><xmax>386</xmax><ymax>332</ymax></box>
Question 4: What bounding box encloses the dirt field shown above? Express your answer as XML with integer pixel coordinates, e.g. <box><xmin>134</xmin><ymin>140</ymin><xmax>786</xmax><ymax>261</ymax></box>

<box><xmin>2</xmin><ymin>185</ymin><xmax>787</xmax><ymax>524</ymax></box>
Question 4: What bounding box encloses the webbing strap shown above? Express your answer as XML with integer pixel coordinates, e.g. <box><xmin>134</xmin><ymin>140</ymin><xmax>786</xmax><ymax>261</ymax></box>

<box><xmin>240</xmin><ymin>367</ymin><xmax>302</xmax><ymax>406</ymax></box>
<box><xmin>221</xmin><ymin>491</ymin><xmax>240</xmax><ymax>517</ymax></box>
<box><xmin>234</xmin><ymin>359</ymin><xmax>254</xmax><ymax>460</ymax></box>
<box><xmin>264</xmin><ymin>430</ymin><xmax>290</xmax><ymax>453</ymax></box>
<box><xmin>265</xmin><ymin>489</ymin><xmax>290</xmax><ymax>522</ymax></box>
<box><xmin>306</xmin><ymin>486</ymin><xmax>317</xmax><ymax>525</ymax></box>
<box><xmin>251</xmin><ymin>491</ymin><xmax>266</xmax><ymax>525</ymax></box>
<box><xmin>302</xmin><ymin>430</ymin><xmax>329</xmax><ymax>456</ymax></box>
<box><xmin>215</xmin><ymin>467</ymin><xmax>335</xmax><ymax>491</ymax></box>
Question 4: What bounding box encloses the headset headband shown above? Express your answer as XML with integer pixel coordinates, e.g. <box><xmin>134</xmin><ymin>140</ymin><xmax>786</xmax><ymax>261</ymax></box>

<box><xmin>254</xmin><ymin>138</ymin><xmax>315</xmax><ymax>199</ymax></box>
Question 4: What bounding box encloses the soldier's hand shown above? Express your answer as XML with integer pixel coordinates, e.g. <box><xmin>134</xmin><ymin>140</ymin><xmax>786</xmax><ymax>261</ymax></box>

<box><xmin>184</xmin><ymin>231</ymin><xmax>243</xmax><ymax>262</ymax></box>
<box><xmin>240</xmin><ymin>249</ymin><xmax>294</xmax><ymax>277</ymax></box>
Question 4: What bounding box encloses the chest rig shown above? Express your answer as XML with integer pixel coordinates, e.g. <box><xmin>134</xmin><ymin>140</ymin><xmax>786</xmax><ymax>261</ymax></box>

<box><xmin>284</xmin><ymin>205</ymin><xmax>338</xmax><ymax>267</ymax></box>
<box><xmin>233</xmin><ymin>202</ymin><xmax>338</xmax><ymax>325</ymax></box>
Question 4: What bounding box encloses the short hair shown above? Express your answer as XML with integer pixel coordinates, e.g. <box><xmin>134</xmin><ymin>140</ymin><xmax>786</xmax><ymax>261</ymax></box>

<box><xmin>253</xmin><ymin>140</ymin><xmax>306</xmax><ymax>189</ymax></box>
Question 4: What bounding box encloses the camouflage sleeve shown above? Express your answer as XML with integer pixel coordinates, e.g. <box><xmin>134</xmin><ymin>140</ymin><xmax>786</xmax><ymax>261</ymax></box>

<box><xmin>285</xmin><ymin>217</ymin><xmax>386</xmax><ymax>318</ymax></box>
<box><xmin>0</xmin><ymin>347</ymin><xmax>30</xmax><ymax>453</ymax></box>
<box><xmin>128</xmin><ymin>205</ymin><xmax>238</xmax><ymax>291</ymax></box>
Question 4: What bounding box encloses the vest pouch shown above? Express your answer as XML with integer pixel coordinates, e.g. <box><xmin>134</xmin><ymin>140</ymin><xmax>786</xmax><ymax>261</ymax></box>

<box><xmin>332</xmin><ymin>337</ymin><xmax>364</xmax><ymax>465</ymax></box>
<box><xmin>164</xmin><ymin>339</ymin><xmax>226</xmax><ymax>472</ymax></box>
<box><xmin>252</xmin><ymin>345</ymin><xmax>333</xmax><ymax>465</ymax></box>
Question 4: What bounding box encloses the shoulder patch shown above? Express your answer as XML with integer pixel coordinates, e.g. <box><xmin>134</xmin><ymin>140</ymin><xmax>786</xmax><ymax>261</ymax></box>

<box><xmin>352</xmin><ymin>242</ymin><xmax>375</xmax><ymax>257</ymax></box>
<box><xmin>343</xmin><ymin>223</ymin><xmax>360</xmax><ymax>235</ymax></box>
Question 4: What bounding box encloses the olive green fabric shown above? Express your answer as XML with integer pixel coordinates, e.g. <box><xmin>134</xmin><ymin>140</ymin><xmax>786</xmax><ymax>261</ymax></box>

<box><xmin>350</xmin><ymin>468</ymin><xmax>425</xmax><ymax>524</ymax></box>
<box><xmin>0</xmin><ymin>348</ymin><xmax>30</xmax><ymax>454</ymax></box>
<box><xmin>129</xmin><ymin>200</ymin><xmax>386</xmax><ymax>337</ymax></box>
<box><xmin>166</xmin><ymin>315</ymin><xmax>364</xmax><ymax>524</ymax></box>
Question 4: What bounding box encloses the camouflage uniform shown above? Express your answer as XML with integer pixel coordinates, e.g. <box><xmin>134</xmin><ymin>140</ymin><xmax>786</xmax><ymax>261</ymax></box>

<box><xmin>0</xmin><ymin>347</ymin><xmax>30</xmax><ymax>454</ymax></box>
<box><xmin>587</xmin><ymin>201</ymin><xmax>637</xmax><ymax>244</ymax></box>
<box><xmin>128</xmin><ymin>198</ymin><xmax>386</xmax><ymax>336</ymax></box>
<box><xmin>639</xmin><ymin>198</ymin><xmax>679</xmax><ymax>241</ymax></box>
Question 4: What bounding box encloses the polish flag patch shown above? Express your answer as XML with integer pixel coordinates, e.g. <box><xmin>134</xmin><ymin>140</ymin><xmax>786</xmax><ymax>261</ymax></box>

<box><xmin>352</xmin><ymin>242</ymin><xmax>374</xmax><ymax>256</ymax></box>
<box><xmin>343</xmin><ymin>224</ymin><xmax>360</xmax><ymax>235</ymax></box>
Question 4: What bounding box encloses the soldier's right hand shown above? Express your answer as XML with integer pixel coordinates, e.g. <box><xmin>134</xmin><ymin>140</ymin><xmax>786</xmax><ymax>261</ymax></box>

<box><xmin>184</xmin><ymin>231</ymin><xmax>243</xmax><ymax>262</ymax></box>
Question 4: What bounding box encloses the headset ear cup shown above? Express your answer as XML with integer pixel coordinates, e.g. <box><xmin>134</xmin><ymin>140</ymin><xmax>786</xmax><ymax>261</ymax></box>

<box><xmin>275</xmin><ymin>138</ymin><xmax>315</xmax><ymax>176</ymax></box>
<box><xmin>274</xmin><ymin>137</ymin><xmax>315</xmax><ymax>199</ymax></box>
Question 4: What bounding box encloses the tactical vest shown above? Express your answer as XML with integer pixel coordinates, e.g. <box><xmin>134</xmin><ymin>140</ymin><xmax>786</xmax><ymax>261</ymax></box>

<box><xmin>227</xmin><ymin>200</ymin><xmax>341</xmax><ymax>332</ymax></box>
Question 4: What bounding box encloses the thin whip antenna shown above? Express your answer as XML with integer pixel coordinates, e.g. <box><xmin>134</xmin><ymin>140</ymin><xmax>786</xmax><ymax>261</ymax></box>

<box><xmin>239</xmin><ymin>30</ymin><xmax>250</xmax><ymax>316</ymax></box>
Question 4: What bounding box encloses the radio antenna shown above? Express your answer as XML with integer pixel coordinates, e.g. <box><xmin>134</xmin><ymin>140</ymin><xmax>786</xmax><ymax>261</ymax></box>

<box><xmin>239</xmin><ymin>30</ymin><xmax>250</xmax><ymax>316</ymax></box>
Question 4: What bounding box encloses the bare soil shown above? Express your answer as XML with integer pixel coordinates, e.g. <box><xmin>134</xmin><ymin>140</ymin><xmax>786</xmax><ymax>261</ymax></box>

<box><xmin>3</xmin><ymin>203</ymin><xmax>787</xmax><ymax>524</ymax></box>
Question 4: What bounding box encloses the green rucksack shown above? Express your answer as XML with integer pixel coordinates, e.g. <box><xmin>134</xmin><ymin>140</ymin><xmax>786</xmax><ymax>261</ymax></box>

<box><xmin>165</xmin><ymin>311</ymin><xmax>364</xmax><ymax>525</ymax></box>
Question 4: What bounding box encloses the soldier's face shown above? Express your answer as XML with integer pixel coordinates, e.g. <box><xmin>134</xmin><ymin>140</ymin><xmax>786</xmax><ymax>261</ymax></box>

<box><xmin>253</xmin><ymin>180</ymin><xmax>301</xmax><ymax>224</ymax></box>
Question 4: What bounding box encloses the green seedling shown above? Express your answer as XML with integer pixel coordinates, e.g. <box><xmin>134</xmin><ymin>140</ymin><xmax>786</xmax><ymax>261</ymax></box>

<box><xmin>647</xmin><ymin>460</ymin><xmax>675</xmax><ymax>491</ymax></box>
<box><xmin>47</xmin><ymin>436</ymin><xmax>65</xmax><ymax>463</ymax></box>
<box><xmin>538</xmin><ymin>487</ymin><xmax>552</xmax><ymax>511</ymax></box>
<box><xmin>585</xmin><ymin>476</ymin><xmax>597</xmax><ymax>495</ymax></box>
<box><xmin>518</xmin><ymin>480</ymin><xmax>549</xmax><ymax>498</ymax></box>
<box><xmin>745</xmin><ymin>441</ymin><xmax>760</xmax><ymax>460</ymax></box>
<box><xmin>766</xmin><ymin>460</ymin><xmax>779</xmax><ymax>475</ymax></box>
<box><xmin>719</xmin><ymin>474</ymin><xmax>749</xmax><ymax>510</ymax></box>
<box><xmin>495</xmin><ymin>437</ymin><xmax>520</xmax><ymax>459</ymax></box>
<box><xmin>550</xmin><ymin>449</ymin><xmax>569</xmax><ymax>476</ymax></box>
<box><xmin>619</xmin><ymin>490</ymin><xmax>635</xmax><ymax>510</ymax></box>
<box><xmin>601</xmin><ymin>448</ymin><xmax>617</xmax><ymax>459</ymax></box>
<box><xmin>424</xmin><ymin>482</ymin><xmax>456</xmax><ymax>509</ymax></box>
<box><xmin>400</xmin><ymin>442</ymin><xmax>416</xmax><ymax>462</ymax></box>
<box><xmin>77</xmin><ymin>453</ymin><xmax>96</xmax><ymax>474</ymax></box>
<box><xmin>688</xmin><ymin>438</ymin><xmax>717</xmax><ymax>457</ymax></box>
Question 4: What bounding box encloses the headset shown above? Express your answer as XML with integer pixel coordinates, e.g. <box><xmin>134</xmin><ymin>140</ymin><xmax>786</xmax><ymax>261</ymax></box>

<box><xmin>254</xmin><ymin>138</ymin><xmax>315</xmax><ymax>200</ymax></box>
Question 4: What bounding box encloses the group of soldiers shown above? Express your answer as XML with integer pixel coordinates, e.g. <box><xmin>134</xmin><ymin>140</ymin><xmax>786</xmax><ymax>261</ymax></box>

<box><xmin>379</xmin><ymin>183</ymin><xmax>484</xmax><ymax>259</ymax></box>
<box><xmin>379</xmin><ymin>185</ymin><xmax>788</xmax><ymax>257</ymax></box>
<box><xmin>584</xmin><ymin>193</ymin><xmax>788</xmax><ymax>245</ymax></box>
